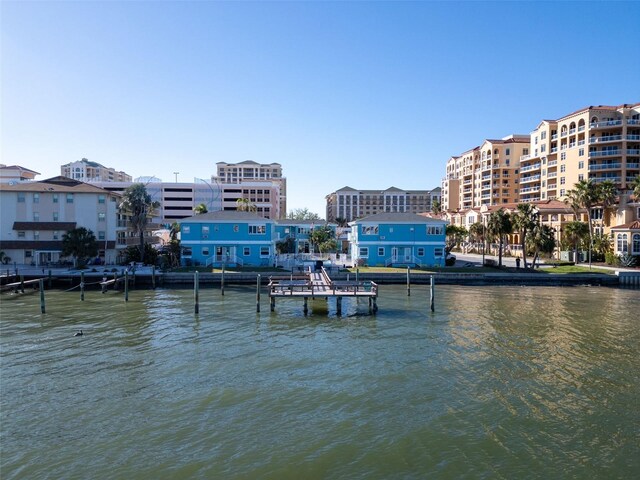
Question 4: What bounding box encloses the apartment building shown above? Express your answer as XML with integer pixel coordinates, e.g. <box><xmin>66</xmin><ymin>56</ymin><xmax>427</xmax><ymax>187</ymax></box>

<box><xmin>0</xmin><ymin>164</ymin><xmax>40</xmax><ymax>183</ymax></box>
<box><xmin>61</xmin><ymin>158</ymin><xmax>132</xmax><ymax>183</ymax></box>
<box><xmin>325</xmin><ymin>186</ymin><xmax>440</xmax><ymax>223</ymax></box>
<box><xmin>218</xmin><ymin>182</ymin><xmax>282</xmax><ymax>219</ymax></box>
<box><xmin>0</xmin><ymin>177</ymin><xmax>124</xmax><ymax>265</ymax></box>
<box><xmin>442</xmin><ymin>135</ymin><xmax>531</xmax><ymax>212</ymax></box>
<box><xmin>523</xmin><ymin>103</ymin><xmax>640</xmax><ymax>202</ymax></box>
<box><xmin>214</xmin><ymin>160</ymin><xmax>287</xmax><ymax>218</ymax></box>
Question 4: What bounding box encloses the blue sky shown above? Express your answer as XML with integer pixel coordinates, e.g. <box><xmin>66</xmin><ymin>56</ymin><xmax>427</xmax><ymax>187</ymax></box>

<box><xmin>2</xmin><ymin>1</ymin><xmax>639</xmax><ymax>217</ymax></box>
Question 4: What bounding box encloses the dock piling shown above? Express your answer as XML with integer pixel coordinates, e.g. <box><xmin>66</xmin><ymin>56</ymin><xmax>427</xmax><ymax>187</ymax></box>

<box><xmin>80</xmin><ymin>272</ymin><xmax>85</xmax><ymax>301</ymax></box>
<box><xmin>407</xmin><ymin>266</ymin><xmax>411</xmax><ymax>296</ymax></box>
<box><xmin>124</xmin><ymin>271</ymin><xmax>129</xmax><ymax>301</ymax></box>
<box><xmin>430</xmin><ymin>275</ymin><xmax>435</xmax><ymax>312</ymax></box>
<box><xmin>39</xmin><ymin>279</ymin><xmax>45</xmax><ymax>314</ymax></box>
<box><xmin>221</xmin><ymin>263</ymin><xmax>225</xmax><ymax>296</ymax></box>
<box><xmin>256</xmin><ymin>274</ymin><xmax>261</xmax><ymax>312</ymax></box>
<box><xmin>194</xmin><ymin>271</ymin><xmax>200</xmax><ymax>314</ymax></box>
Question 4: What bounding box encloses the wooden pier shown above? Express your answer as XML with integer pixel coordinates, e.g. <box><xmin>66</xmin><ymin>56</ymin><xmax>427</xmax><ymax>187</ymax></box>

<box><xmin>268</xmin><ymin>267</ymin><xmax>378</xmax><ymax>314</ymax></box>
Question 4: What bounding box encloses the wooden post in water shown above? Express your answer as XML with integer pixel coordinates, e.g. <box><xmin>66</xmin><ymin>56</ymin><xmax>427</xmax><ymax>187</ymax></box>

<box><xmin>124</xmin><ymin>271</ymin><xmax>129</xmax><ymax>301</ymax></box>
<box><xmin>407</xmin><ymin>266</ymin><xmax>411</xmax><ymax>296</ymax></box>
<box><xmin>113</xmin><ymin>272</ymin><xmax>117</xmax><ymax>291</ymax></box>
<box><xmin>48</xmin><ymin>270</ymin><xmax>52</xmax><ymax>288</ymax></box>
<box><xmin>39</xmin><ymin>279</ymin><xmax>45</xmax><ymax>314</ymax></box>
<box><xmin>356</xmin><ymin>267</ymin><xmax>359</xmax><ymax>283</ymax></box>
<box><xmin>20</xmin><ymin>275</ymin><xmax>24</xmax><ymax>293</ymax></box>
<box><xmin>430</xmin><ymin>275</ymin><xmax>435</xmax><ymax>312</ymax></box>
<box><xmin>303</xmin><ymin>297</ymin><xmax>308</xmax><ymax>315</ymax></box>
<box><xmin>194</xmin><ymin>271</ymin><xmax>200</xmax><ymax>314</ymax></box>
<box><xmin>152</xmin><ymin>266</ymin><xmax>156</xmax><ymax>289</ymax></box>
<box><xmin>80</xmin><ymin>272</ymin><xmax>85</xmax><ymax>301</ymax></box>
<box><xmin>270</xmin><ymin>296</ymin><xmax>275</xmax><ymax>312</ymax></box>
<box><xmin>336</xmin><ymin>296</ymin><xmax>342</xmax><ymax>315</ymax></box>
<box><xmin>372</xmin><ymin>296</ymin><xmax>378</xmax><ymax>313</ymax></box>
<box><xmin>256</xmin><ymin>274</ymin><xmax>261</xmax><ymax>312</ymax></box>
<box><xmin>221</xmin><ymin>263</ymin><xmax>225</xmax><ymax>296</ymax></box>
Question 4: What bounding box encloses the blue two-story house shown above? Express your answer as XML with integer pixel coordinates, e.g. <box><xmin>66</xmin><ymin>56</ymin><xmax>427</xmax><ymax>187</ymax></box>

<box><xmin>180</xmin><ymin>211</ymin><xmax>276</xmax><ymax>267</ymax></box>
<box><xmin>349</xmin><ymin>212</ymin><xmax>448</xmax><ymax>267</ymax></box>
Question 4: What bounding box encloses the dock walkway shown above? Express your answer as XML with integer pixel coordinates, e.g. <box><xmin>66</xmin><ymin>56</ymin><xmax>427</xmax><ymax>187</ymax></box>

<box><xmin>268</xmin><ymin>267</ymin><xmax>378</xmax><ymax>314</ymax></box>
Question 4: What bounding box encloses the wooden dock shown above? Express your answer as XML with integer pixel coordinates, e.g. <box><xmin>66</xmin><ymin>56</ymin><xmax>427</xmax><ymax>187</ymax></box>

<box><xmin>268</xmin><ymin>267</ymin><xmax>378</xmax><ymax>314</ymax></box>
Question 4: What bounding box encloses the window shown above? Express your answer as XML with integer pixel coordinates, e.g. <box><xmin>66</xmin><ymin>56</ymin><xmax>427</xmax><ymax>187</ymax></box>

<box><xmin>417</xmin><ymin>247</ymin><xmax>425</xmax><ymax>256</ymax></box>
<box><xmin>561</xmin><ymin>153</ymin><xmax>566</xmax><ymax>161</ymax></box>
<box><xmin>249</xmin><ymin>225</ymin><xmax>266</xmax><ymax>235</ymax></box>
<box><xmin>98</xmin><ymin>195</ymin><xmax>106</xmax><ymax>204</ymax></box>
<box><xmin>18</xmin><ymin>231</ymin><xmax>25</xmax><ymax>238</ymax></box>
<box><xmin>260</xmin><ymin>246</ymin><xmax>270</xmax><ymax>257</ymax></box>
<box><xmin>98</xmin><ymin>212</ymin><xmax>106</xmax><ymax>222</ymax></box>
<box><xmin>33</xmin><ymin>212</ymin><xmax>39</xmax><ymax>221</ymax></box>
<box><xmin>53</xmin><ymin>194</ymin><xmax>59</xmax><ymax>203</ymax></box>
<box><xmin>560</xmin><ymin>165</ymin><xmax>566</xmax><ymax>173</ymax></box>
<box><xmin>33</xmin><ymin>193</ymin><xmax>40</xmax><ymax>203</ymax></box>
<box><xmin>233</xmin><ymin>225</ymin><xmax>239</xmax><ymax>232</ymax></box>
<box><xmin>53</xmin><ymin>231</ymin><xmax>59</xmax><ymax>240</ymax></box>
<box><xmin>362</xmin><ymin>225</ymin><xmax>379</xmax><ymax>235</ymax></box>
<box><xmin>182</xmin><ymin>226</ymin><xmax>190</xmax><ymax>234</ymax></box>
<box><xmin>202</xmin><ymin>226</ymin><xmax>209</xmax><ymax>239</ymax></box>
<box><xmin>98</xmin><ymin>231</ymin><xmax>105</xmax><ymax>240</ymax></box>
<box><xmin>378</xmin><ymin>247</ymin><xmax>385</xmax><ymax>256</ymax></box>
<box><xmin>182</xmin><ymin>247</ymin><xmax>192</xmax><ymax>256</ymax></box>
<box><xmin>66</xmin><ymin>193</ymin><xmax>74</xmax><ymax>203</ymax></box>
<box><xmin>579</xmin><ymin>148</ymin><xmax>584</xmax><ymax>156</ymax></box>
<box><xmin>17</xmin><ymin>193</ymin><xmax>25</xmax><ymax>203</ymax></box>
<box><xmin>434</xmin><ymin>247</ymin><xmax>444</xmax><ymax>257</ymax></box>
<box><xmin>202</xmin><ymin>247</ymin><xmax>209</xmax><ymax>256</ymax></box>
<box><xmin>34</xmin><ymin>231</ymin><xmax>40</xmax><ymax>240</ymax></box>
<box><xmin>579</xmin><ymin>161</ymin><xmax>584</xmax><ymax>169</ymax></box>
<box><xmin>617</xmin><ymin>233</ymin><xmax>628</xmax><ymax>253</ymax></box>
<box><xmin>633</xmin><ymin>234</ymin><xmax>640</xmax><ymax>254</ymax></box>
<box><xmin>560</xmin><ymin>177</ymin><xmax>566</xmax><ymax>185</ymax></box>
<box><xmin>244</xmin><ymin>247</ymin><xmax>251</xmax><ymax>256</ymax></box>
<box><xmin>560</xmin><ymin>189</ymin><xmax>566</xmax><ymax>196</ymax></box>
<box><xmin>427</xmin><ymin>225</ymin><xmax>443</xmax><ymax>235</ymax></box>
<box><xmin>53</xmin><ymin>212</ymin><xmax>59</xmax><ymax>221</ymax></box>
<box><xmin>505</xmin><ymin>148</ymin><xmax>510</xmax><ymax>155</ymax></box>
<box><xmin>359</xmin><ymin>247</ymin><xmax>369</xmax><ymax>257</ymax></box>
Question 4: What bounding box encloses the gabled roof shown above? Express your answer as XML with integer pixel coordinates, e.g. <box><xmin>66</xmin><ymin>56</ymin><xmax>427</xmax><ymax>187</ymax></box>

<box><xmin>351</xmin><ymin>212</ymin><xmax>446</xmax><ymax>224</ymax></box>
<box><xmin>180</xmin><ymin>210</ymin><xmax>274</xmax><ymax>223</ymax></box>
<box><xmin>0</xmin><ymin>176</ymin><xmax>118</xmax><ymax>194</ymax></box>
<box><xmin>384</xmin><ymin>186</ymin><xmax>404</xmax><ymax>192</ymax></box>
<box><xmin>276</xmin><ymin>219</ymin><xmax>332</xmax><ymax>226</ymax></box>
<box><xmin>0</xmin><ymin>165</ymin><xmax>41</xmax><ymax>174</ymax></box>
<box><xmin>611</xmin><ymin>220</ymin><xmax>640</xmax><ymax>231</ymax></box>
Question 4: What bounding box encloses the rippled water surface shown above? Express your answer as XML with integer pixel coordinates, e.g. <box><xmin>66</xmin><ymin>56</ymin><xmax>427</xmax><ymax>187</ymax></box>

<box><xmin>1</xmin><ymin>285</ymin><xmax>639</xmax><ymax>479</ymax></box>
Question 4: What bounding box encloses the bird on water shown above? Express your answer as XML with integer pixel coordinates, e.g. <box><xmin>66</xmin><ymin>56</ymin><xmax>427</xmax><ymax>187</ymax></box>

<box><xmin>74</xmin><ymin>330</ymin><xmax>83</xmax><ymax>337</ymax></box>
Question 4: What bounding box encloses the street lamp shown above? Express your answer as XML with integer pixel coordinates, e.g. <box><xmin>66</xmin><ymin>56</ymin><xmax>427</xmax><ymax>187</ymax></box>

<box><xmin>173</xmin><ymin>172</ymin><xmax>179</xmax><ymax>183</ymax></box>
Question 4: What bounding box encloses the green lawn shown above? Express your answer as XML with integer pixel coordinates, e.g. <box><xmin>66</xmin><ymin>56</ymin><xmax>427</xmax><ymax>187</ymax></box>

<box><xmin>537</xmin><ymin>265</ymin><xmax>614</xmax><ymax>275</ymax></box>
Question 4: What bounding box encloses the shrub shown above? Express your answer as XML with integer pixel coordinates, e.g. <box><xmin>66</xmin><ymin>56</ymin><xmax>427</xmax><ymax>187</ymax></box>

<box><xmin>605</xmin><ymin>251</ymin><xmax>619</xmax><ymax>266</ymax></box>
<box><xmin>618</xmin><ymin>254</ymin><xmax>638</xmax><ymax>268</ymax></box>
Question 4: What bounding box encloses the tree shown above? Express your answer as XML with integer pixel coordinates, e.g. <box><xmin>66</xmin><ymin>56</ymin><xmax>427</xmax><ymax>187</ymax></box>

<box><xmin>236</xmin><ymin>198</ymin><xmax>257</xmax><ymax>212</ymax></box>
<box><xmin>431</xmin><ymin>199</ymin><xmax>442</xmax><ymax>215</ymax></box>
<box><xmin>631</xmin><ymin>175</ymin><xmax>640</xmax><ymax>200</ymax></box>
<box><xmin>123</xmin><ymin>244</ymin><xmax>158</xmax><ymax>266</ymax></box>
<box><xmin>565</xmin><ymin>180</ymin><xmax>599</xmax><ymax>268</ymax></box>
<box><xmin>598</xmin><ymin>180</ymin><xmax>617</xmax><ymax>226</ymax></box>
<box><xmin>487</xmin><ymin>209</ymin><xmax>512</xmax><ymax>267</ymax></box>
<box><xmin>445</xmin><ymin>225</ymin><xmax>468</xmax><ymax>253</ymax></box>
<box><xmin>527</xmin><ymin>223</ymin><xmax>555</xmax><ymax>268</ymax></box>
<box><xmin>334</xmin><ymin>217</ymin><xmax>349</xmax><ymax>228</ymax></box>
<box><xmin>288</xmin><ymin>208</ymin><xmax>321</xmax><ymax>220</ymax></box>
<box><xmin>0</xmin><ymin>250</ymin><xmax>11</xmax><ymax>265</ymax></box>
<box><xmin>194</xmin><ymin>203</ymin><xmax>208</xmax><ymax>215</ymax></box>
<box><xmin>512</xmin><ymin>203</ymin><xmax>538</xmax><ymax>269</ymax></box>
<box><xmin>309</xmin><ymin>225</ymin><xmax>337</xmax><ymax>253</ymax></box>
<box><xmin>61</xmin><ymin>227</ymin><xmax>98</xmax><ymax>267</ymax></box>
<box><xmin>563</xmin><ymin>221</ymin><xmax>589</xmax><ymax>264</ymax></box>
<box><xmin>120</xmin><ymin>184</ymin><xmax>159</xmax><ymax>263</ymax></box>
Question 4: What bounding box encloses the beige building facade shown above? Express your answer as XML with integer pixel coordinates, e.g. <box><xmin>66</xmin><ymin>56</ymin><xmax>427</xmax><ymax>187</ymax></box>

<box><xmin>61</xmin><ymin>158</ymin><xmax>132</xmax><ymax>183</ymax></box>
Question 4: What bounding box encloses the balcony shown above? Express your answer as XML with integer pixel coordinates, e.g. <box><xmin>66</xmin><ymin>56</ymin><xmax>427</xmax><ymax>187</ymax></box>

<box><xmin>627</xmin><ymin>134</ymin><xmax>640</xmax><ymax>141</ymax></box>
<box><xmin>547</xmin><ymin>184</ymin><xmax>557</xmax><ymax>190</ymax></box>
<box><xmin>626</xmin><ymin>163</ymin><xmax>640</xmax><ymax>169</ymax></box>
<box><xmin>578</xmin><ymin>125</ymin><xmax>585</xmax><ymax>132</ymax></box>
<box><xmin>628</xmin><ymin>119</ymin><xmax>640</xmax><ymax>125</ymax></box>
<box><xmin>548</xmin><ymin>172</ymin><xmax>558</xmax><ymax>178</ymax></box>
<box><xmin>520</xmin><ymin>175</ymin><xmax>541</xmax><ymax>184</ymax></box>
<box><xmin>520</xmin><ymin>186</ymin><xmax>540</xmax><ymax>193</ymax></box>
<box><xmin>561</xmin><ymin>131</ymin><xmax>568</xmax><ymax>137</ymax></box>
<box><xmin>550</xmin><ymin>147</ymin><xmax>558</xmax><ymax>153</ymax></box>
<box><xmin>551</xmin><ymin>134</ymin><xmax>558</xmax><ymax>140</ymax></box>
<box><xmin>520</xmin><ymin>154</ymin><xmax>531</xmax><ymax>162</ymax></box>
<box><xmin>627</xmin><ymin>149</ymin><xmax>640</xmax><ymax>155</ymax></box>
<box><xmin>578</xmin><ymin>139</ymin><xmax>586</xmax><ymax>146</ymax></box>
<box><xmin>591</xmin><ymin>176</ymin><xmax>621</xmax><ymax>184</ymax></box>
<box><xmin>569</xmin><ymin>128</ymin><xmax>576</xmax><ymax>135</ymax></box>
<box><xmin>520</xmin><ymin>163</ymin><xmax>541</xmax><ymax>172</ymax></box>
<box><xmin>589</xmin><ymin>150</ymin><xmax>620</xmax><ymax>158</ymax></box>
<box><xmin>589</xmin><ymin>163</ymin><xmax>622</xmax><ymax>171</ymax></box>
<box><xmin>589</xmin><ymin>135</ymin><xmax>622</xmax><ymax>144</ymax></box>
<box><xmin>590</xmin><ymin>120</ymin><xmax>623</xmax><ymax>128</ymax></box>
<box><xmin>548</xmin><ymin>160</ymin><xmax>558</xmax><ymax>166</ymax></box>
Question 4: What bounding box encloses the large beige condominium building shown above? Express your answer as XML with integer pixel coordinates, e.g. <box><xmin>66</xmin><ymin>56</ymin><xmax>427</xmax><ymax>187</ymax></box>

<box><xmin>61</xmin><ymin>158</ymin><xmax>132</xmax><ymax>183</ymax></box>
<box><xmin>442</xmin><ymin>135</ymin><xmax>530</xmax><ymax>212</ymax></box>
<box><xmin>325</xmin><ymin>186</ymin><xmax>441</xmax><ymax>223</ymax></box>
<box><xmin>0</xmin><ymin>176</ymin><xmax>125</xmax><ymax>266</ymax></box>
<box><xmin>522</xmin><ymin>103</ymin><xmax>640</xmax><ymax>202</ymax></box>
<box><xmin>214</xmin><ymin>160</ymin><xmax>287</xmax><ymax>218</ymax></box>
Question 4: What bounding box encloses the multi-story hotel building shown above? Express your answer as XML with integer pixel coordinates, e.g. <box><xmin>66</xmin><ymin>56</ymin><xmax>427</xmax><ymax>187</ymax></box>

<box><xmin>442</xmin><ymin>135</ymin><xmax>531</xmax><ymax>212</ymax></box>
<box><xmin>214</xmin><ymin>161</ymin><xmax>287</xmax><ymax>218</ymax></box>
<box><xmin>522</xmin><ymin>104</ymin><xmax>640</xmax><ymax>202</ymax></box>
<box><xmin>325</xmin><ymin>186</ymin><xmax>441</xmax><ymax>223</ymax></box>
<box><xmin>0</xmin><ymin>176</ymin><xmax>125</xmax><ymax>265</ymax></box>
<box><xmin>61</xmin><ymin>158</ymin><xmax>132</xmax><ymax>183</ymax></box>
<box><xmin>0</xmin><ymin>164</ymin><xmax>40</xmax><ymax>183</ymax></box>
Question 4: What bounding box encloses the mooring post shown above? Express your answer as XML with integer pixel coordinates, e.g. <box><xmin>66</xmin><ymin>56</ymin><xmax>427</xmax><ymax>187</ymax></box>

<box><xmin>113</xmin><ymin>272</ymin><xmax>117</xmax><ymax>291</ymax></box>
<box><xmin>152</xmin><ymin>266</ymin><xmax>156</xmax><ymax>289</ymax></box>
<box><xmin>194</xmin><ymin>271</ymin><xmax>200</xmax><ymax>314</ymax></box>
<box><xmin>39</xmin><ymin>279</ymin><xmax>46</xmax><ymax>314</ymax></box>
<box><xmin>48</xmin><ymin>269</ymin><xmax>52</xmax><ymax>288</ymax></box>
<box><xmin>256</xmin><ymin>274</ymin><xmax>261</xmax><ymax>312</ymax></box>
<box><xmin>80</xmin><ymin>272</ymin><xmax>85</xmax><ymax>301</ymax></box>
<box><xmin>303</xmin><ymin>297</ymin><xmax>308</xmax><ymax>315</ymax></box>
<box><xmin>221</xmin><ymin>263</ymin><xmax>225</xmax><ymax>296</ymax></box>
<box><xmin>356</xmin><ymin>267</ymin><xmax>359</xmax><ymax>283</ymax></box>
<box><xmin>407</xmin><ymin>266</ymin><xmax>411</xmax><ymax>296</ymax></box>
<box><xmin>270</xmin><ymin>296</ymin><xmax>275</xmax><ymax>312</ymax></box>
<box><xmin>372</xmin><ymin>297</ymin><xmax>378</xmax><ymax>312</ymax></box>
<box><xmin>124</xmin><ymin>271</ymin><xmax>129</xmax><ymax>302</ymax></box>
<box><xmin>430</xmin><ymin>275</ymin><xmax>435</xmax><ymax>312</ymax></box>
<box><xmin>20</xmin><ymin>275</ymin><xmax>24</xmax><ymax>293</ymax></box>
<box><xmin>336</xmin><ymin>296</ymin><xmax>342</xmax><ymax>315</ymax></box>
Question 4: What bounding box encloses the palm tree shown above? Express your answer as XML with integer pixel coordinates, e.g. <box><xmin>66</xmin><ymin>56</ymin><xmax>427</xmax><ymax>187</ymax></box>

<box><xmin>487</xmin><ymin>209</ymin><xmax>512</xmax><ymax>267</ymax></box>
<box><xmin>563</xmin><ymin>221</ymin><xmax>589</xmax><ymax>264</ymax></box>
<box><xmin>120</xmin><ymin>184</ymin><xmax>159</xmax><ymax>263</ymax></box>
<box><xmin>194</xmin><ymin>203</ymin><xmax>208</xmax><ymax>215</ymax></box>
<box><xmin>511</xmin><ymin>203</ymin><xmax>537</xmax><ymax>269</ymax></box>
<box><xmin>565</xmin><ymin>179</ymin><xmax>599</xmax><ymax>268</ymax></box>
<box><xmin>598</xmin><ymin>180</ymin><xmax>617</xmax><ymax>226</ymax></box>
<box><xmin>527</xmin><ymin>223</ymin><xmax>555</xmax><ymax>268</ymax></box>
<box><xmin>61</xmin><ymin>227</ymin><xmax>98</xmax><ymax>267</ymax></box>
<box><xmin>431</xmin><ymin>199</ymin><xmax>442</xmax><ymax>215</ymax></box>
<box><xmin>236</xmin><ymin>198</ymin><xmax>257</xmax><ymax>212</ymax></box>
<box><xmin>630</xmin><ymin>174</ymin><xmax>640</xmax><ymax>200</ymax></box>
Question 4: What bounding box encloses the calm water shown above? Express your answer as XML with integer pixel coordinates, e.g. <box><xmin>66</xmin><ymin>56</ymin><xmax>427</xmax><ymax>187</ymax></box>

<box><xmin>1</xmin><ymin>285</ymin><xmax>639</xmax><ymax>479</ymax></box>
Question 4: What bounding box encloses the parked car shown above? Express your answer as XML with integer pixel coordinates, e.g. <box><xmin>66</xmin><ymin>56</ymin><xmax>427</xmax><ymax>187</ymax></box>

<box><xmin>445</xmin><ymin>253</ymin><xmax>456</xmax><ymax>266</ymax></box>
